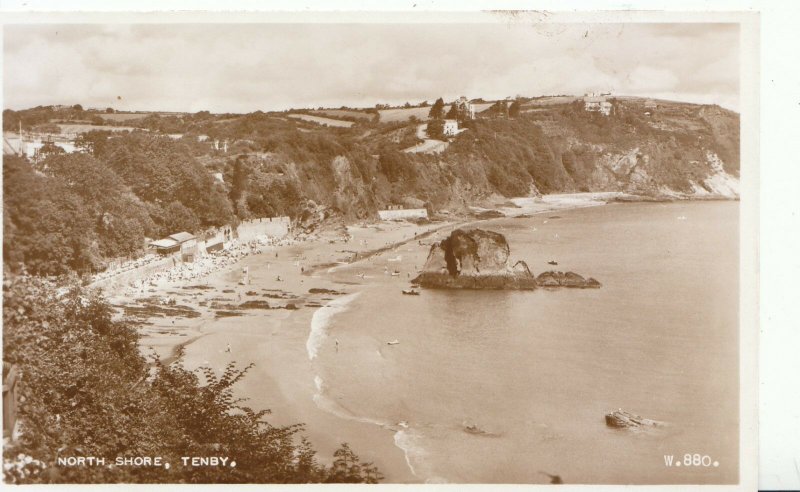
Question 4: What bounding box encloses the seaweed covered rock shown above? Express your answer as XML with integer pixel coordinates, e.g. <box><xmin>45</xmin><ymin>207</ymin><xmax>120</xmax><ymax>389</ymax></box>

<box><xmin>412</xmin><ymin>228</ymin><xmax>538</xmax><ymax>289</ymax></box>
<box><xmin>535</xmin><ymin>271</ymin><xmax>602</xmax><ymax>288</ymax></box>
<box><xmin>412</xmin><ymin>228</ymin><xmax>601</xmax><ymax>290</ymax></box>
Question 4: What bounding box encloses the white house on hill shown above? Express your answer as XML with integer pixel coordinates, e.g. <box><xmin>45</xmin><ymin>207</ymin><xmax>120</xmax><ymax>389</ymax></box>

<box><xmin>443</xmin><ymin>119</ymin><xmax>459</xmax><ymax>136</ymax></box>
<box><xmin>454</xmin><ymin>96</ymin><xmax>476</xmax><ymax>120</ymax></box>
<box><xmin>583</xmin><ymin>93</ymin><xmax>613</xmax><ymax>116</ymax></box>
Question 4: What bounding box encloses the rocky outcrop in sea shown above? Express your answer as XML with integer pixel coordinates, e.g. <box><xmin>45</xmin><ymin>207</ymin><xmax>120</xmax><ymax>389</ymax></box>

<box><xmin>412</xmin><ymin>228</ymin><xmax>601</xmax><ymax>290</ymax></box>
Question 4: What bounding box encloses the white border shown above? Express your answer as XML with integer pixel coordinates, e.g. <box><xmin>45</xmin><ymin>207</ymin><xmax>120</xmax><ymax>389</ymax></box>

<box><xmin>0</xmin><ymin>2</ymin><xmax>785</xmax><ymax>491</ymax></box>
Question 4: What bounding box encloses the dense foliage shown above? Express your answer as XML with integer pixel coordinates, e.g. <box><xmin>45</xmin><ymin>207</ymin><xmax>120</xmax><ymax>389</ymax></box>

<box><xmin>3</xmin><ymin>133</ymin><xmax>235</xmax><ymax>276</ymax></box>
<box><xmin>2</xmin><ymin>276</ymin><xmax>382</xmax><ymax>484</ymax></box>
<box><xmin>4</xmin><ymin>99</ymin><xmax>740</xmax><ymax>276</ymax></box>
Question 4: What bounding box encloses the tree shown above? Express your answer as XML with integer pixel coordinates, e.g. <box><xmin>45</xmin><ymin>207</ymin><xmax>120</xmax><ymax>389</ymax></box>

<box><xmin>3</xmin><ymin>156</ymin><xmax>101</xmax><ymax>275</ymax></box>
<box><xmin>105</xmin><ymin>107</ymin><xmax>115</xmax><ymax>114</ymax></box>
<box><xmin>428</xmin><ymin>98</ymin><xmax>445</xmax><ymax>120</ymax></box>
<box><xmin>74</xmin><ymin>130</ymin><xmax>111</xmax><ymax>156</ymax></box>
<box><xmin>509</xmin><ymin>100</ymin><xmax>521</xmax><ymax>118</ymax></box>
<box><xmin>2</xmin><ymin>276</ymin><xmax>384</xmax><ymax>484</ymax></box>
<box><xmin>72</xmin><ymin>104</ymin><xmax>83</xmax><ymax>112</ymax></box>
<box><xmin>446</xmin><ymin>104</ymin><xmax>458</xmax><ymax>120</ymax></box>
<box><xmin>3</xmin><ymin>109</ymin><xmax>20</xmax><ymax>131</ymax></box>
<box><xmin>426</xmin><ymin>119</ymin><xmax>445</xmax><ymax>140</ymax></box>
<box><xmin>37</xmin><ymin>141</ymin><xmax>66</xmax><ymax>157</ymax></box>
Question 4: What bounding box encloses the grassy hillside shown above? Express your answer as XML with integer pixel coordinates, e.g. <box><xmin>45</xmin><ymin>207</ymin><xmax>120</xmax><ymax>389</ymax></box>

<box><xmin>3</xmin><ymin>96</ymin><xmax>739</xmax><ymax>276</ymax></box>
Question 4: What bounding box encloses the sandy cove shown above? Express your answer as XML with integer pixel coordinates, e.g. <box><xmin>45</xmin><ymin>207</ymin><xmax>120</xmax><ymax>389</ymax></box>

<box><xmin>102</xmin><ymin>219</ymin><xmax>456</xmax><ymax>483</ymax></box>
<box><xmin>98</xmin><ymin>193</ymin><xmax>615</xmax><ymax>483</ymax></box>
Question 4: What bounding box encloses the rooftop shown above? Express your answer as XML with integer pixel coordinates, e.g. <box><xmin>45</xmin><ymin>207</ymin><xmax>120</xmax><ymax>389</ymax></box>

<box><xmin>168</xmin><ymin>232</ymin><xmax>196</xmax><ymax>243</ymax></box>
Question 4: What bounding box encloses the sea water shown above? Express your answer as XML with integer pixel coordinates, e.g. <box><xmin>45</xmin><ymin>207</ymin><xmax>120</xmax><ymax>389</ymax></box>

<box><xmin>312</xmin><ymin>201</ymin><xmax>739</xmax><ymax>484</ymax></box>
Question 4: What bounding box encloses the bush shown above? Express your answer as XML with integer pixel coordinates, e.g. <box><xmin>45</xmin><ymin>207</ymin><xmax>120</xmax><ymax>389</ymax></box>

<box><xmin>2</xmin><ymin>276</ymin><xmax>383</xmax><ymax>484</ymax></box>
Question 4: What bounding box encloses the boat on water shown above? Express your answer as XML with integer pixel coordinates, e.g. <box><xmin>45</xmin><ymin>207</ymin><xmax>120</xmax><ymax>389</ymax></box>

<box><xmin>387</xmin><ymin>339</ymin><xmax>400</xmax><ymax>345</ymax></box>
<box><xmin>402</xmin><ymin>289</ymin><xmax>420</xmax><ymax>296</ymax></box>
<box><xmin>547</xmin><ymin>260</ymin><xmax>558</xmax><ymax>265</ymax></box>
<box><xmin>391</xmin><ymin>270</ymin><xmax>400</xmax><ymax>276</ymax></box>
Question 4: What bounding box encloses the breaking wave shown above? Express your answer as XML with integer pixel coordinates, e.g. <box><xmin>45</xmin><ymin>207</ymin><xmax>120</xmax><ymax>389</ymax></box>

<box><xmin>306</xmin><ymin>292</ymin><xmax>360</xmax><ymax>360</ymax></box>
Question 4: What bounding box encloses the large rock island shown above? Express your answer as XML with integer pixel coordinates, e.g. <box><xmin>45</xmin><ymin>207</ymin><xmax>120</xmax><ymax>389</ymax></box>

<box><xmin>412</xmin><ymin>228</ymin><xmax>601</xmax><ymax>290</ymax></box>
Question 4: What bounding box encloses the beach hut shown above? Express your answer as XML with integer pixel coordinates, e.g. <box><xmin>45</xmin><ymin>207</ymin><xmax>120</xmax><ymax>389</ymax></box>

<box><xmin>169</xmin><ymin>232</ymin><xmax>198</xmax><ymax>262</ymax></box>
<box><xmin>149</xmin><ymin>238</ymin><xmax>180</xmax><ymax>255</ymax></box>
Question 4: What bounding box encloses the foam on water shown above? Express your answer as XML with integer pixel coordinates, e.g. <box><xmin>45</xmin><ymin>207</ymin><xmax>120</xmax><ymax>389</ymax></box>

<box><xmin>306</xmin><ymin>292</ymin><xmax>360</xmax><ymax>360</ymax></box>
<box><xmin>307</xmin><ymin>294</ymin><xmax>439</xmax><ymax>481</ymax></box>
<box><xmin>392</xmin><ymin>429</ymin><xmax>449</xmax><ymax>483</ymax></box>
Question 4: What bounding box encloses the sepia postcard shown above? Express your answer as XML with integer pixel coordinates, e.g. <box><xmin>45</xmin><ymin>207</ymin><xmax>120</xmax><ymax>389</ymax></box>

<box><xmin>1</xmin><ymin>9</ymin><xmax>759</xmax><ymax>490</ymax></box>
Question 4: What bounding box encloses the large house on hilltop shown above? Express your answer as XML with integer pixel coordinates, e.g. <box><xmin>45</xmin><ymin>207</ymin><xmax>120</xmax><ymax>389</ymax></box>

<box><xmin>454</xmin><ymin>96</ymin><xmax>476</xmax><ymax>120</ymax></box>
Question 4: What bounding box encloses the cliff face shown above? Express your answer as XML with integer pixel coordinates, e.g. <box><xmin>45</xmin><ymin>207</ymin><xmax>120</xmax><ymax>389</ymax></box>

<box><xmin>212</xmin><ymin>98</ymin><xmax>740</xmax><ymax>221</ymax></box>
<box><xmin>412</xmin><ymin>228</ymin><xmax>601</xmax><ymax>290</ymax></box>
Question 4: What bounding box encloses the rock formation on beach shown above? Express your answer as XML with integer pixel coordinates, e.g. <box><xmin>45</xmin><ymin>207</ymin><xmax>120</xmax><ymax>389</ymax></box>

<box><xmin>412</xmin><ymin>228</ymin><xmax>601</xmax><ymax>290</ymax></box>
<box><xmin>605</xmin><ymin>410</ymin><xmax>664</xmax><ymax>430</ymax></box>
<box><xmin>536</xmin><ymin>271</ymin><xmax>601</xmax><ymax>288</ymax></box>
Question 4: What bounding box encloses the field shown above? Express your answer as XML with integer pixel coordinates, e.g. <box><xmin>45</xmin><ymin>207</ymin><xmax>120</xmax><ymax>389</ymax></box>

<box><xmin>99</xmin><ymin>112</ymin><xmax>189</xmax><ymax>122</ymax></box>
<box><xmin>378</xmin><ymin>106</ymin><xmax>444</xmax><ymax>123</ymax></box>
<box><xmin>99</xmin><ymin>113</ymin><xmax>154</xmax><ymax>122</ymax></box>
<box><xmin>310</xmin><ymin>109</ymin><xmax>373</xmax><ymax>121</ymax></box>
<box><xmin>57</xmin><ymin>123</ymin><xmax>139</xmax><ymax>134</ymax></box>
<box><xmin>378</xmin><ymin>102</ymin><xmax>495</xmax><ymax>123</ymax></box>
<box><xmin>287</xmin><ymin>114</ymin><xmax>354</xmax><ymax>128</ymax></box>
<box><xmin>522</xmin><ymin>96</ymin><xmax>579</xmax><ymax>107</ymax></box>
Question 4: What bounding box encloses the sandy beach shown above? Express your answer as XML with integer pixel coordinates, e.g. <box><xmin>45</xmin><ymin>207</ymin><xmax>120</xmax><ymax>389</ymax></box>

<box><xmin>96</xmin><ymin>193</ymin><xmax>621</xmax><ymax>482</ymax></box>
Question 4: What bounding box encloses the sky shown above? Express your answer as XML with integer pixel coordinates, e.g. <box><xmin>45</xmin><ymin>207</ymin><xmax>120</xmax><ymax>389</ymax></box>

<box><xmin>3</xmin><ymin>20</ymin><xmax>740</xmax><ymax>113</ymax></box>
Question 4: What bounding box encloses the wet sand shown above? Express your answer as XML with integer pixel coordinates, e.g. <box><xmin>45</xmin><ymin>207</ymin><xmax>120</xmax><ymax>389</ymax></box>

<box><xmin>99</xmin><ymin>193</ymin><xmax>620</xmax><ymax>482</ymax></box>
<box><xmin>103</xmin><ymin>219</ymin><xmax>454</xmax><ymax>482</ymax></box>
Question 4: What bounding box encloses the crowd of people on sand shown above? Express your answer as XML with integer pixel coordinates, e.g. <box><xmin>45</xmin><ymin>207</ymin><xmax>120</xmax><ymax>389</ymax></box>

<box><xmin>90</xmin><ymin>254</ymin><xmax>167</xmax><ymax>283</ymax></box>
<box><xmin>124</xmin><ymin>235</ymin><xmax>296</xmax><ymax>295</ymax></box>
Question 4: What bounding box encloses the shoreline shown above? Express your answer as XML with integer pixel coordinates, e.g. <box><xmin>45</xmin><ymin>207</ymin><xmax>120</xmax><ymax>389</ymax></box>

<box><xmin>105</xmin><ymin>192</ymin><xmax>721</xmax><ymax>482</ymax></box>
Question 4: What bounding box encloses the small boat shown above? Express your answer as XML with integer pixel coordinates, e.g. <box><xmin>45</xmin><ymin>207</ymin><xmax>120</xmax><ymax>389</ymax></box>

<box><xmin>391</xmin><ymin>270</ymin><xmax>400</xmax><ymax>276</ymax></box>
<box><xmin>547</xmin><ymin>260</ymin><xmax>558</xmax><ymax>266</ymax></box>
<box><xmin>402</xmin><ymin>289</ymin><xmax>420</xmax><ymax>296</ymax></box>
<box><xmin>387</xmin><ymin>339</ymin><xmax>400</xmax><ymax>345</ymax></box>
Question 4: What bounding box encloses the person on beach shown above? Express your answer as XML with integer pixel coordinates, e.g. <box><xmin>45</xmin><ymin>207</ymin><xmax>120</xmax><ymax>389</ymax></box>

<box><xmin>225</xmin><ymin>343</ymin><xmax>232</xmax><ymax>353</ymax></box>
<box><xmin>335</xmin><ymin>338</ymin><xmax>340</xmax><ymax>353</ymax></box>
